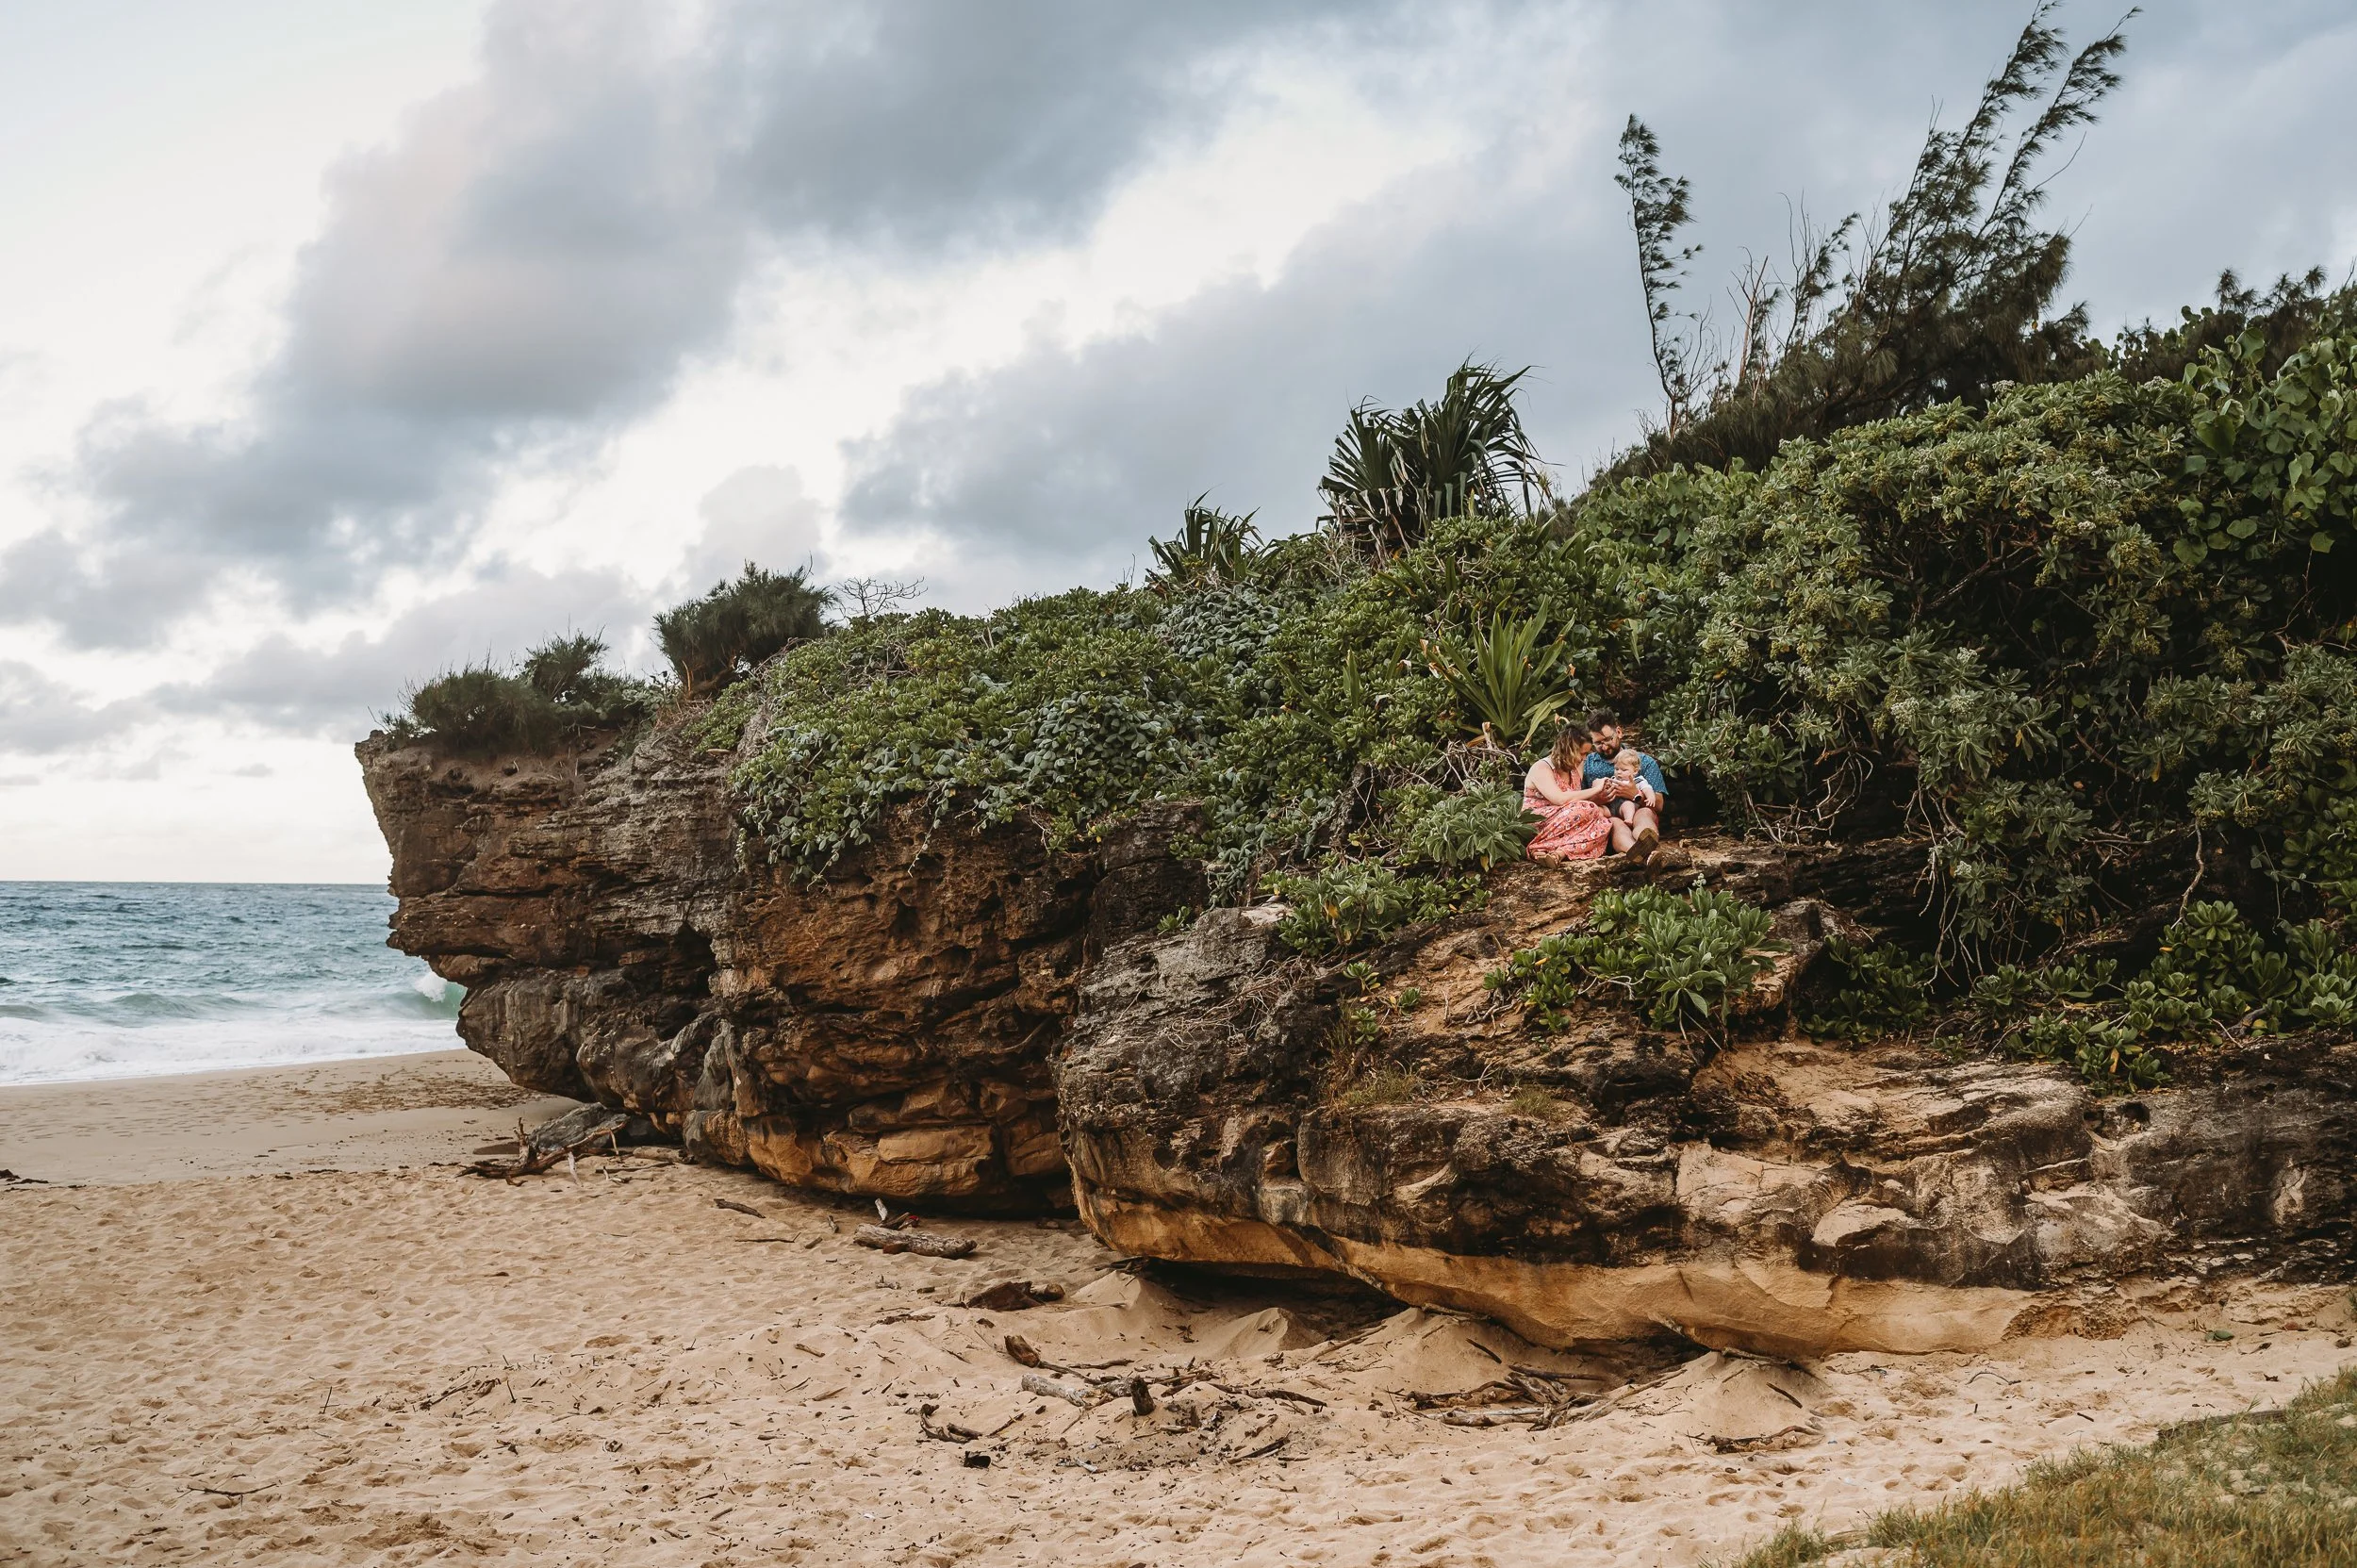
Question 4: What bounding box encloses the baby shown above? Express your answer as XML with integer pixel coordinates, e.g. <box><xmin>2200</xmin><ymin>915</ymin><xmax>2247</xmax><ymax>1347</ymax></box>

<box><xmin>1609</xmin><ymin>747</ymin><xmax>1658</xmax><ymax>823</ymax></box>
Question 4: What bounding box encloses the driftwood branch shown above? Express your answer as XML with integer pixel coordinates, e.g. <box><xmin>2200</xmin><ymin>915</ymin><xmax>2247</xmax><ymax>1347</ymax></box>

<box><xmin>462</xmin><ymin>1113</ymin><xmax>630</xmax><ymax>1180</ymax></box>
<box><xmin>1021</xmin><ymin>1373</ymin><xmax>1105</xmax><ymax>1408</ymax></box>
<box><xmin>853</xmin><ymin>1224</ymin><xmax>975</xmax><ymax>1258</ymax></box>
<box><xmin>1214</xmin><ymin>1381</ymin><xmax>1327</xmax><ymax>1410</ymax></box>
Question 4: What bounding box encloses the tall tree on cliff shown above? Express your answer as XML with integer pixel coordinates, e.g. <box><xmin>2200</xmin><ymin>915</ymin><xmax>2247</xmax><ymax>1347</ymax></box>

<box><xmin>1607</xmin><ymin>2</ymin><xmax>2135</xmax><ymax>479</ymax></box>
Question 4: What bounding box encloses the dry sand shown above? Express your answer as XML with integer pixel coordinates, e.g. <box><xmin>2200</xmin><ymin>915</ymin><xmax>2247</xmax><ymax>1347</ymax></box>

<box><xmin>5</xmin><ymin>1052</ymin><xmax>2353</xmax><ymax>1567</ymax></box>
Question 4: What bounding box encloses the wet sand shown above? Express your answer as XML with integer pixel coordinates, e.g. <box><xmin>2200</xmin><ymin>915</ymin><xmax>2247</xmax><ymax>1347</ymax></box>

<box><xmin>4</xmin><ymin>1053</ymin><xmax>2352</xmax><ymax>1566</ymax></box>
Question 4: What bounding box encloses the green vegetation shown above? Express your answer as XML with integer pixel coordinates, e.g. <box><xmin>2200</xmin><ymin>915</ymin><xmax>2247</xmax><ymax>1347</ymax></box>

<box><xmin>1976</xmin><ymin>902</ymin><xmax>2357</xmax><ymax>1089</ymax></box>
<box><xmin>1147</xmin><ymin>499</ymin><xmax>1261</xmax><ymax>589</ymax></box>
<box><xmin>1398</xmin><ymin>784</ymin><xmax>1541</xmax><ymax>870</ymax></box>
<box><xmin>1319</xmin><ymin>360</ymin><xmax>1547</xmax><ymax>554</ymax></box>
<box><xmin>654</xmin><ymin>563</ymin><xmax>830</xmax><ymax>698</ymax></box>
<box><xmin>1608</xmin><ymin>8</ymin><xmax>2129</xmax><ymax>479</ymax></box>
<box><xmin>1268</xmin><ymin>862</ymin><xmax>1484</xmax><ymax>956</ymax></box>
<box><xmin>1486</xmin><ymin>887</ymin><xmax>1778</xmax><ymax>1032</ymax></box>
<box><xmin>1732</xmin><ymin>1367</ymin><xmax>2357</xmax><ymax>1567</ymax></box>
<box><xmin>1798</xmin><ymin>939</ymin><xmax>1937</xmax><ymax>1040</ymax></box>
<box><xmin>386</xmin><ymin>634</ymin><xmax>654</xmax><ymax>756</ymax></box>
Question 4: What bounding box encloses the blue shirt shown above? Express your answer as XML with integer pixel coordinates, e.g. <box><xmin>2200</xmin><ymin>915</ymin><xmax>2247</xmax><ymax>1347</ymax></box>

<box><xmin>1582</xmin><ymin>751</ymin><xmax>1666</xmax><ymax>798</ymax></box>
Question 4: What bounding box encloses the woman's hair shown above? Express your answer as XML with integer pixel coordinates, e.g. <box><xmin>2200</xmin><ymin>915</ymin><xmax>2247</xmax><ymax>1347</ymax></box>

<box><xmin>1548</xmin><ymin>725</ymin><xmax>1586</xmax><ymax>775</ymax></box>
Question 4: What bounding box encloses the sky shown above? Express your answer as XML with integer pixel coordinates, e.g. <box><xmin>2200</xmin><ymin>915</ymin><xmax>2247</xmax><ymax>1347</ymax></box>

<box><xmin>1</xmin><ymin>0</ymin><xmax>2352</xmax><ymax>883</ymax></box>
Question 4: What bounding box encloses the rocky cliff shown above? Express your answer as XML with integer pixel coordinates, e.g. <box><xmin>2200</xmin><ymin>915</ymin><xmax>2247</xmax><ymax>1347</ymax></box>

<box><xmin>1057</xmin><ymin>850</ymin><xmax>2357</xmax><ymax>1357</ymax></box>
<box><xmin>358</xmin><ymin>722</ymin><xmax>1198</xmax><ymax>1212</ymax></box>
<box><xmin>361</xmin><ymin>723</ymin><xmax>2356</xmax><ymax>1354</ymax></box>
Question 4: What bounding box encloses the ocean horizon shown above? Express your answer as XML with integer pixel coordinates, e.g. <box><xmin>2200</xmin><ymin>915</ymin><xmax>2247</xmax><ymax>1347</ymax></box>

<box><xmin>0</xmin><ymin>880</ymin><xmax>462</xmax><ymax>1086</ymax></box>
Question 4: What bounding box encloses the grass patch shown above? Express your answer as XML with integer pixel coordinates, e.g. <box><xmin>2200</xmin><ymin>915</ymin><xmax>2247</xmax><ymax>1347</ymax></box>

<box><xmin>1729</xmin><ymin>1367</ymin><xmax>2357</xmax><ymax>1567</ymax></box>
<box><xmin>1507</xmin><ymin>1084</ymin><xmax>1571</xmax><ymax>1120</ymax></box>
<box><xmin>1334</xmin><ymin>1066</ymin><xmax>1421</xmax><ymax>1112</ymax></box>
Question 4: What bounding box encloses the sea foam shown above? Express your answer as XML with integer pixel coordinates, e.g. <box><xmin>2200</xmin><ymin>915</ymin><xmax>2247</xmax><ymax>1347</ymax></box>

<box><xmin>0</xmin><ymin>881</ymin><xmax>462</xmax><ymax>1085</ymax></box>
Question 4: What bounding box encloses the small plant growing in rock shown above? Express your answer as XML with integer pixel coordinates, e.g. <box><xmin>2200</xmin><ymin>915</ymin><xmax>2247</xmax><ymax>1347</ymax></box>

<box><xmin>1487</xmin><ymin>886</ymin><xmax>1777</xmax><ymax>1032</ymax></box>
<box><xmin>1335</xmin><ymin>1065</ymin><xmax>1421</xmax><ymax>1111</ymax></box>
<box><xmin>1507</xmin><ymin>1084</ymin><xmax>1570</xmax><ymax>1119</ymax></box>
<box><xmin>1800</xmin><ymin>939</ymin><xmax>1938</xmax><ymax>1039</ymax></box>
<box><xmin>1270</xmin><ymin>861</ymin><xmax>1485</xmax><ymax>955</ymax></box>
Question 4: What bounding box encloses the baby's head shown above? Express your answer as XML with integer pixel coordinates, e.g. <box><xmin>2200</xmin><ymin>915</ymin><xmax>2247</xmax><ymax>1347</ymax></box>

<box><xmin>1611</xmin><ymin>747</ymin><xmax>1643</xmax><ymax>781</ymax></box>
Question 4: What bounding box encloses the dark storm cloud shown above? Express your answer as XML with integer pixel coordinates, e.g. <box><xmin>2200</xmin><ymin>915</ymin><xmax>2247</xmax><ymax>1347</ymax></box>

<box><xmin>5</xmin><ymin>0</ymin><xmax>1371</xmax><ymax>647</ymax></box>
<box><xmin>835</xmin><ymin>1</ymin><xmax>2357</xmax><ymax>600</ymax></box>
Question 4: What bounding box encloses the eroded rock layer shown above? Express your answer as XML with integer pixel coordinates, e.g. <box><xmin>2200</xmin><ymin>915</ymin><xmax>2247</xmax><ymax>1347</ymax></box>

<box><xmin>357</xmin><ymin>726</ymin><xmax>1198</xmax><ymax>1211</ymax></box>
<box><xmin>1055</xmin><ymin>857</ymin><xmax>2357</xmax><ymax>1356</ymax></box>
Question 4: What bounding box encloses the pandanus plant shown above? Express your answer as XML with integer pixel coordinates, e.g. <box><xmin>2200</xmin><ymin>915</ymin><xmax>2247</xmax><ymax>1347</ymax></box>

<box><xmin>1147</xmin><ymin>498</ymin><xmax>1261</xmax><ymax>589</ymax></box>
<box><xmin>1318</xmin><ymin>360</ymin><xmax>1547</xmax><ymax>555</ymax></box>
<box><xmin>1425</xmin><ymin>610</ymin><xmax>1576</xmax><ymax>751</ymax></box>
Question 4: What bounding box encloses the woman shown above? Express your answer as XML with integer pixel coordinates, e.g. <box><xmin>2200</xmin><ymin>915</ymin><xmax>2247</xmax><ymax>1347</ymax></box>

<box><xmin>1523</xmin><ymin>726</ymin><xmax>1618</xmax><ymax>861</ymax></box>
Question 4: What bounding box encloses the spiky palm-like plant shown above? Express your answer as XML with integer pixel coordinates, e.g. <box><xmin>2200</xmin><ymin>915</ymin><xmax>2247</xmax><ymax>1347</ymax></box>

<box><xmin>1426</xmin><ymin>610</ymin><xmax>1575</xmax><ymax>750</ymax></box>
<box><xmin>1148</xmin><ymin>498</ymin><xmax>1261</xmax><ymax>589</ymax></box>
<box><xmin>1319</xmin><ymin>361</ymin><xmax>1545</xmax><ymax>555</ymax></box>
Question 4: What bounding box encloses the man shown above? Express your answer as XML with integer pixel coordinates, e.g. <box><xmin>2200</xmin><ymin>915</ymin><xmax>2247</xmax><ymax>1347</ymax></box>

<box><xmin>1578</xmin><ymin>709</ymin><xmax>1665</xmax><ymax>862</ymax></box>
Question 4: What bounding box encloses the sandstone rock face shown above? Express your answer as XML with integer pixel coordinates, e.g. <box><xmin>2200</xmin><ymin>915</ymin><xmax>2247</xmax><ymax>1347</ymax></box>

<box><xmin>363</xmin><ymin>726</ymin><xmax>2355</xmax><ymax>1355</ymax></box>
<box><xmin>356</xmin><ymin>724</ymin><xmax>1199</xmax><ymax>1211</ymax></box>
<box><xmin>1056</xmin><ymin>855</ymin><xmax>2357</xmax><ymax>1357</ymax></box>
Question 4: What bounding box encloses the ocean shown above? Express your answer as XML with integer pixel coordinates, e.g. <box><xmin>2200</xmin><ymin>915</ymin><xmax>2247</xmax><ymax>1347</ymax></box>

<box><xmin>0</xmin><ymin>882</ymin><xmax>462</xmax><ymax>1086</ymax></box>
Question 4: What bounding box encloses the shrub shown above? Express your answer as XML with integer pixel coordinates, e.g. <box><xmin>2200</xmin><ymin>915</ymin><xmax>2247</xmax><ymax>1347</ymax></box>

<box><xmin>1487</xmin><ymin>887</ymin><xmax>1777</xmax><ymax>1032</ymax></box>
<box><xmin>1972</xmin><ymin>902</ymin><xmax>2357</xmax><ymax>1091</ymax></box>
<box><xmin>1799</xmin><ymin>939</ymin><xmax>1938</xmax><ymax>1039</ymax></box>
<box><xmin>1403</xmin><ymin>784</ymin><xmax>1540</xmax><ymax>869</ymax></box>
<box><xmin>390</xmin><ymin>635</ymin><xmax>652</xmax><ymax>757</ymax></box>
<box><xmin>655</xmin><ymin>563</ymin><xmax>831</xmax><ymax>697</ymax></box>
<box><xmin>1268</xmin><ymin>861</ymin><xmax>1484</xmax><ymax>955</ymax></box>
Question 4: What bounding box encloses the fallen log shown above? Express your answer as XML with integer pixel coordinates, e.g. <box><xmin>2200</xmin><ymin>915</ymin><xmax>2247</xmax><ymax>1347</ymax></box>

<box><xmin>1441</xmin><ymin>1406</ymin><xmax>1551</xmax><ymax>1428</ymax></box>
<box><xmin>853</xmin><ymin>1224</ymin><xmax>975</xmax><ymax>1259</ymax></box>
<box><xmin>1021</xmin><ymin>1373</ymin><xmax>1105</xmax><ymax>1409</ymax></box>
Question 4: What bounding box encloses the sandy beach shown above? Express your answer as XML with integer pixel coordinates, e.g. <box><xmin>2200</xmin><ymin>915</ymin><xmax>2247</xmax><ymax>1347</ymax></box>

<box><xmin>5</xmin><ymin>1051</ymin><xmax>2353</xmax><ymax>1568</ymax></box>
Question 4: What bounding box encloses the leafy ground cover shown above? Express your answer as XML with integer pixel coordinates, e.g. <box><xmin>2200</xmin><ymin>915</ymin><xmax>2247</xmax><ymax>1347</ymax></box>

<box><xmin>1731</xmin><ymin>1367</ymin><xmax>2357</xmax><ymax>1568</ymax></box>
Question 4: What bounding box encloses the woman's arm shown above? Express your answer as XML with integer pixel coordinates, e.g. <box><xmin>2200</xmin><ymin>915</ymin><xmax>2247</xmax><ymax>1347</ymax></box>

<box><xmin>1525</xmin><ymin>761</ymin><xmax>1589</xmax><ymax>806</ymax></box>
<box><xmin>1537</xmin><ymin>759</ymin><xmax>1612</xmax><ymax>806</ymax></box>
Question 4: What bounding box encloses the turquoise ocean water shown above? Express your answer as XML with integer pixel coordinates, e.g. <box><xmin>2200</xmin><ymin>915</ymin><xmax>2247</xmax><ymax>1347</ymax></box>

<box><xmin>0</xmin><ymin>882</ymin><xmax>460</xmax><ymax>1085</ymax></box>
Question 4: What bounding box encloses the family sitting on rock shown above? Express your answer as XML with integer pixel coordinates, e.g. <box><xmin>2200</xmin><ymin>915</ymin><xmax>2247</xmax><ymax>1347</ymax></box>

<box><xmin>1522</xmin><ymin>708</ymin><xmax>1665</xmax><ymax>865</ymax></box>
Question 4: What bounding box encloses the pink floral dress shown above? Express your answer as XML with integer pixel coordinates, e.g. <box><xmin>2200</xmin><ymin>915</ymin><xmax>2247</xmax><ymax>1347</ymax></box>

<box><xmin>1524</xmin><ymin>766</ymin><xmax>1614</xmax><ymax>860</ymax></box>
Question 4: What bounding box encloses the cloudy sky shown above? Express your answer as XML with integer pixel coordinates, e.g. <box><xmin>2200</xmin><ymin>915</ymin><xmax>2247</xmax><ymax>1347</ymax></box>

<box><xmin>1</xmin><ymin>0</ymin><xmax>2351</xmax><ymax>883</ymax></box>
